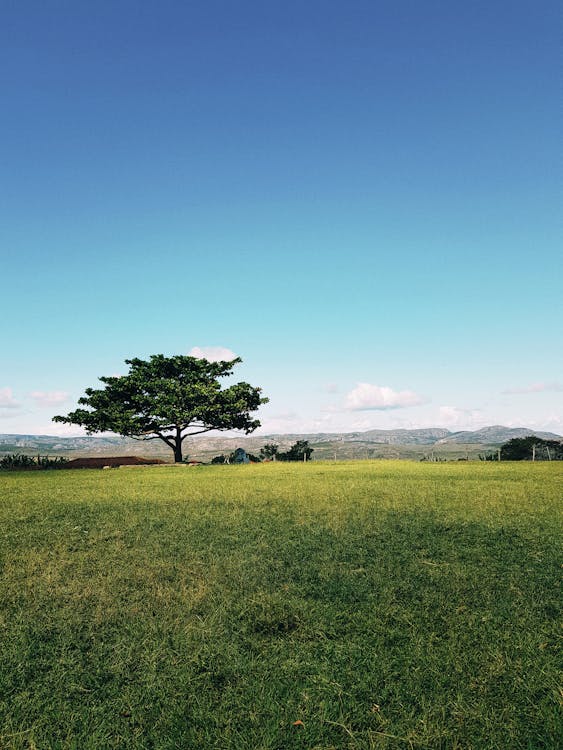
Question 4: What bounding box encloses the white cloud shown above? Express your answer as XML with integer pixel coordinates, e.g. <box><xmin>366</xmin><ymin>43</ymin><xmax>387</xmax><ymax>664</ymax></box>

<box><xmin>503</xmin><ymin>414</ymin><xmax>563</xmax><ymax>435</ymax></box>
<box><xmin>254</xmin><ymin>406</ymin><xmax>325</xmax><ymax>435</ymax></box>
<box><xmin>188</xmin><ymin>346</ymin><xmax>239</xmax><ymax>362</ymax></box>
<box><xmin>503</xmin><ymin>382</ymin><xmax>563</xmax><ymax>395</ymax></box>
<box><xmin>436</xmin><ymin>406</ymin><xmax>485</xmax><ymax>429</ymax></box>
<box><xmin>30</xmin><ymin>391</ymin><xmax>70</xmax><ymax>407</ymax></box>
<box><xmin>325</xmin><ymin>382</ymin><xmax>339</xmax><ymax>394</ymax></box>
<box><xmin>344</xmin><ymin>383</ymin><xmax>426</xmax><ymax>411</ymax></box>
<box><xmin>0</xmin><ymin>387</ymin><xmax>20</xmax><ymax>409</ymax></box>
<box><xmin>257</xmin><ymin>411</ymin><xmax>299</xmax><ymax>431</ymax></box>
<box><xmin>34</xmin><ymin>422</ymin><xmax>89</xmax><ymax>437</ymax></box>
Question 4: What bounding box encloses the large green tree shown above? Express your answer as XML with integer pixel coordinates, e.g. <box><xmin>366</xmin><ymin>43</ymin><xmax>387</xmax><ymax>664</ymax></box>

<box><xmin>53</xmin><ymin>354</ymin><xmax>267</xmax><ymax>462</ymax></box>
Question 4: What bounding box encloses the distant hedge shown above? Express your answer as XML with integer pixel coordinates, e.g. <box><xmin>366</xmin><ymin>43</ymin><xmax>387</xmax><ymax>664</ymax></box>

<box><xmin>0</xmin><ymin>453</ymin><xmax>69</xmax><ymax>470</ymax></box>
<box><xmin>500</xmin><ymin>437</ymin><xmax>562</xmax><ymax>461</ymax></box>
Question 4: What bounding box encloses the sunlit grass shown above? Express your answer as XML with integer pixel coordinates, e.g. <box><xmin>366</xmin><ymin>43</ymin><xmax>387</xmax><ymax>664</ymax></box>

<box><xmin>1</xmin><ymin>461</ymin><xmax>561</xmax><ymax>748</ymax></box>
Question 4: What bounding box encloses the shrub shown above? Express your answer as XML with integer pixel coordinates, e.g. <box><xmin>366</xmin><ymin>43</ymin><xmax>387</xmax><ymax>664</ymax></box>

<box><xmin>500</xmin><ymin>437</ymin><xmax>563</xmax><ymax>461</ymax></box>
<box><xmin>277</xmin><ymin>440</ymin><xmax>313</xmax><ymax>462</ymax></box>
<box><xmin>0</xmin><ymin>453</ymin><xmax>69</xmax><ymax>471</ymax></box>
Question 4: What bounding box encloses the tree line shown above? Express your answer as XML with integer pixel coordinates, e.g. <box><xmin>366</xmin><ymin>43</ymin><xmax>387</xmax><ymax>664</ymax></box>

<box><xmin>480</xmin><ymin>436</ymin><xmax>563</xmax><ymax>461</ymax></box>
<box><xmin>210</xmin><ymin>440</ymin><xmax>313</xmax><ymax>465</ymax></box>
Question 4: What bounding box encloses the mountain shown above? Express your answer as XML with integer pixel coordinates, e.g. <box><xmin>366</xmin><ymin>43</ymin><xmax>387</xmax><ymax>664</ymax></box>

<box><xmin>0</xmin><ymin>434</ymin><xmax>128</xmax><ymax>452</ymax></box>
<box><xmin>346</xmin><ymin>428</ymin><xmax>451</xmax><ymax>444</ymax></box>
<box><xmin>0</xmin><ymin>426</ymin><xmax>560</xmax><ymax>462</ymax></box>
<box><xmin>435</xmin><ymin>426</ymin><xmax>562</xmax><ymax>445</ymax></box>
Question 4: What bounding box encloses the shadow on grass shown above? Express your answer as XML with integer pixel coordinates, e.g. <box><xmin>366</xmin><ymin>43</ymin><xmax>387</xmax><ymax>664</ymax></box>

<box><xmin>1</xmin><ymin>506</ymin><xmax>560</xmax><ymax>749</ymax></box>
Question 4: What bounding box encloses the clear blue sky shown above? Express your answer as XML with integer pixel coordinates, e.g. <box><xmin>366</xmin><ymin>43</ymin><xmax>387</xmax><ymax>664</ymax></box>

<box><xmin>1</xmin><ymin>0</ymin><xmax>561</xmax><ymax>436</ymax></box>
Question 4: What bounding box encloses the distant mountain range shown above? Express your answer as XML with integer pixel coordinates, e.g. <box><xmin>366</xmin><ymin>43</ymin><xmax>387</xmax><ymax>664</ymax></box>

<box><xmin>0</xmin><ymin>425</ymin><xmax>560</xmax><ymax>462</ymax></box>
<box><xmin>267</xmin><ymin>426</ymin><xmax>562</xmax><ymax>445</ymax></box>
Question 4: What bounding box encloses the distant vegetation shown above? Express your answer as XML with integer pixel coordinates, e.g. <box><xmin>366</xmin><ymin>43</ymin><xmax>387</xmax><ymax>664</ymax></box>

<box><xmin>211</xmin><ymin>441</ymin><xmax>313</xmax><ymax>465</ymax></box>
<box><xmin>259</xmin><ymin>443</ymin><xmax>280</xmax><ymax>461</ymax></box>
<box><xmin>480</xmin><ymin>436</ymin><xmax>563</xmax><ymax>461</ymax></box>
<box><xmin>276</xmin><ymin>439</ymin><xmax>314</xmax><ymax>462</ymax></box>
<box><xmin>0</xmin><ymin>453</ymin><xmax>68</xmax><ymax>471</ymax></box>
<box><xmin>2</xmin><ymin>426</ymin><xmax>562</xmax><ymax>464</ymax></box>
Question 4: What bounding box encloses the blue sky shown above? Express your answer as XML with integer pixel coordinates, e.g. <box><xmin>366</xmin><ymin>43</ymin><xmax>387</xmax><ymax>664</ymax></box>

<box><xmin>1</xmin><ymin>0</ymin><xmax>561</xmax><ymax>436</ymax></box>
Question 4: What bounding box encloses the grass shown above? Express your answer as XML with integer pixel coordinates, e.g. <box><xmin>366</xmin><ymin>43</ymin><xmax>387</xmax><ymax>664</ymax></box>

<box><xmin>0</xmin><ymin>461</ymin><xmax>561</xmax><ymax>749</ymax></box>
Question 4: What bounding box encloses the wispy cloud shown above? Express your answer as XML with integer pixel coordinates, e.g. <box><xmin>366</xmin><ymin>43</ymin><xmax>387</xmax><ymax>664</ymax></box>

<box><xmin>503</xmin><ymin>382</ymin><xmax>563</xmax><ymax>395</ymax></box>
<box><xmin>325</xmin><ymin>382</ymin><xmax>339</xmax><ymax>394</ymax></box>
<box><xmin>503</xmin><ymin>415</ymin><xmax>563</xmax><ymax>435</ymax></box>
<box><xmin>188</xmin><ymin>346</ymin><xmax>239</xmax><ymax>362</ymax></box>
<box><xmin>0</xmin><ymin>387</ymin><xmax>20</xmax><ymax>409</ymax></box>
<box><xmin>0</xmin><ymin>387</ymin><xmax>24</xmax><ymax>420</ymax></box>
<box><xmin>35</xmin><ymin>422</ymin><xmax>89</xmax><ymax>437</ymax></box>
<box><xmin>30</xmin><ymin>391</ymin><xmax>70</xmax><ymax>407</ymax></box>
<box><xmin>437</xmin><ymin>406</ymin><xmax>484</xmax><ymax>429</ymax></box>
<box><xmin>344</xmin><ymin>383</ymin><xmax>426</xmax><ymax>411</ymax></box>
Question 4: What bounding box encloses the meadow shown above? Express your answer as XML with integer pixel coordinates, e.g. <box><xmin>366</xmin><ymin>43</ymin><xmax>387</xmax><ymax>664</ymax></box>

<box><xmin>0</xmin><ymin>461</ymin><xmax>561</xmax><ymax>749</ymax></box>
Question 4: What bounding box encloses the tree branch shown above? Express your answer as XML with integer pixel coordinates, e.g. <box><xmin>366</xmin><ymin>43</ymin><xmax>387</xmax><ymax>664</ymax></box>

<box><xmin>132</xmin><ymin>432</ymin><xmax>177</xmax><ymax>449</ymax></box>
<box><xmin>158</xmin><ymin>434</ymin><xmax>177</xmax><ymax>450</ymax></box>
<box><xmin>181</xmin><ymin>427</ymin><xmax>215</xmax><ymax>439</ymax></box>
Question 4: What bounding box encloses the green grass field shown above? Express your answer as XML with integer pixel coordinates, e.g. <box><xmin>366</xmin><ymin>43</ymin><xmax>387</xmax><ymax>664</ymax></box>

<box><xmin>1</xmin><ymin>461</ymin><xmax>561</xmax><ymax>749</ymax></box>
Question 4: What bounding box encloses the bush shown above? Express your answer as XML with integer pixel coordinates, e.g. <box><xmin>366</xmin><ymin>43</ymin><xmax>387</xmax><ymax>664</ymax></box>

<box><xmin>500</xmin><ymin>437</ymin><xmax>563</xmax><ymax>461</ymax></box>
<box><xmin>0</xmin><ymin>453</ymin><xmax>69</xmax><ymax>471</ymax></box>
<box><xmin>259</xmin><ymin>443</ymin><xmax>279</xmax><ymax>460</ymax></box>
<box><xmin>479</xmin><ymin>452</ymin><xmax>499</xmax><ymax>461</ymax></box>
<box><xmin>277</xmin><ymin>440</ymin><xmax>313</xmax><ymax>462</ymax></box>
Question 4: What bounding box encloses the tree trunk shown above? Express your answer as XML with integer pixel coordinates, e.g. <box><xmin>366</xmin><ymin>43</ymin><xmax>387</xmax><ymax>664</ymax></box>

<box><xmin>173</xmin><ymin>442</ymin><xmax>183</xmax><ymax>463</ymax></box>
<box><xmin>173</xmin><ymin>426</ymin><xmax>184</xmax><ymax>463</ymax></box>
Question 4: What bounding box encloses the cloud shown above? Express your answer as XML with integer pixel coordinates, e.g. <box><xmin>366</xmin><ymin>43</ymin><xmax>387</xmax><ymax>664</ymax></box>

<box><xmin>0</xmin><ymin>387</ymin><xmax>20</xmax><ymax>409</ymax></box>
<box><xmin>34</xmin><ymin>422</ymin><xmax>89</xmax><ymax>437</ymax></box>
<box><xmin>503</xmin><ymin>415</ymin><xmax>563</xmax><ymax>435</ymax></box>
<box><xmin>30</xmin><ymin>391</ymin><xmax>70</xmax><ymax>407</ymax></box>
<box><xmin>437</xmin><ymin>406</ymin><xmax>484</xmax><ymax>428</ymax></box>
<box><xmin>344</xmin><ymin>383</ymin><xmax>426</xmax><ymax>411</ymax></box>
<box><xmin>503</xmin><ymin>382</ymin><xmax>563</xmax><ymax>395</ymax></box>
<box><xmin>325</xmin><ymin>382</ymin><xmax>339</xmax><ymax>393</ymax></box>
<box><xmin>188</xmin><ymin>346</ymin><xmax>239</xmax><ymax>362</ymax></box>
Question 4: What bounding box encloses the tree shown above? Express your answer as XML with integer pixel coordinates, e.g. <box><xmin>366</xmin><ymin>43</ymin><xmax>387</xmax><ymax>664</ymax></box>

<box><xmin>53</xmin><ymin>354</ymin><xmax>268</xmax><ymax>463</ymax></box>
<box><xmin>278</xmin><ymin>440</ymin><xmax>313</xmax><ymax>462</ymax></box>
<box><xmin>260</xmin><ymin>443</ymin><xmax>279</xmax><ymax>461</ymax></box>
<box><xmin>500</xmin><ymin>436</ymin><xmax>563</xmax><ymax>461</ymax></box>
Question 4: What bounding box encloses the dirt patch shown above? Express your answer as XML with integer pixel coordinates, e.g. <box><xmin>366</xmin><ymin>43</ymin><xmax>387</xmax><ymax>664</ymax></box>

<box><xmin>64</xmin><ymin>456</ymin><xmax>167</xmax><ymax>469</ymax></box>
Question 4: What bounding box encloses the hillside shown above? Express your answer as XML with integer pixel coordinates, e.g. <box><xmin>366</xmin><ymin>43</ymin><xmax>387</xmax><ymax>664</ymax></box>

<box><xmin>1</xmin><ymin>426</ymin><xmax>560</xmax><ymax>462</ymax></box>
<box><xmin>436</xmin><ymin>425</ymin><xmax>562</xmax><ymax>444</ymax></box>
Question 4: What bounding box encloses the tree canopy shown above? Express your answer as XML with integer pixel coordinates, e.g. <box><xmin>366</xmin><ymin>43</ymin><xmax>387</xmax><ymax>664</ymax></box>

<box><xmin>53</xmin><ymin>354</ymin><xmax>267</xmax><ymax>462</ymax></box>
<box><xmin>500</xmin><ymin>436</ymin><xmax>563</xmax><ymax>461</ymax></box>
<box><xmin>259</xmin><ymin>443</ymin><xmax>279</xmax><ymax>461</ymax></box>
<box><xmin>277</xmin><ymin>440</ymin><xmax>314</xmax><ymax>462</ymax></box>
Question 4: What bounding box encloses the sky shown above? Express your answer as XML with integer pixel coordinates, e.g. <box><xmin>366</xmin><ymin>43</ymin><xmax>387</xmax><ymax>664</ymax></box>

<box><xmin>1</xmin><ymin>0</ymin><xmax>561</xmax><ymax>437</ymax></box>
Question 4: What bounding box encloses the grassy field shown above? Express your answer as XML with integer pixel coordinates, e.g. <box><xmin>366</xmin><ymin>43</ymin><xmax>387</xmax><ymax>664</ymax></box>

<box><xmin>0</xmin><ymin>461</ymin><xmax>561</xmax><ymax>749</ymax></box>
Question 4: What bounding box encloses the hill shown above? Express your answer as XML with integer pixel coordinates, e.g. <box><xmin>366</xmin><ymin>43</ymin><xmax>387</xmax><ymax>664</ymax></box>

<box><xmin>435</xmin><ymin>425</ymin><xmax>562</xmax><ymax>444</ymax></box>
<box><xmin>0</xmin><ymin>426</ymin><xmax>560</xmax><ymax>462</ymax></box>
